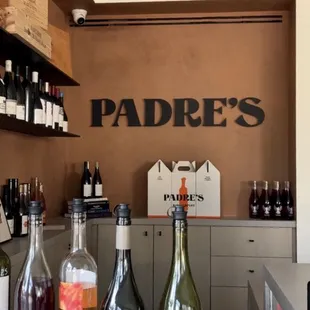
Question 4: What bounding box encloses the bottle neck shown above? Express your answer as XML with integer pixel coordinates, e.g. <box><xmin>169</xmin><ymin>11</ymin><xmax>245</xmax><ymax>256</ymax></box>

<box><xmin>28</xmin><ymin>214</ymin><xmax>43</xmax><ymax>255</ymax></box>
<box><xmin>171</xmin><ymin>219</ymin><xmax>190</xmax><ymax>273</ymax></box>
<box><xmin>71</xmin><ymin>212</ymin><xmax>87</xmax><ymax>251</ymax></box>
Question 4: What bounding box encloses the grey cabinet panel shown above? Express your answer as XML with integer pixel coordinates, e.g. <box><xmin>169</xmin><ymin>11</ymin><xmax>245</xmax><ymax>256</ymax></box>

<box><xmin>97</xmin><ymin>224</ymin><xmax>153</xmax><ymax>310</ymax></box>
<box><xmin>154</xmin><ymin>225</ymin><xmax>210</xmax><ymax>310</ymax></box>
<box><xmin>211</xmin><ymin>227</ymin><xmax>292</xmax><ymax>258</ymax></box>
<box><xmin>211</xmin><ymin>287</ymin><xmax>248</xmax><ymax>310</ymax></box>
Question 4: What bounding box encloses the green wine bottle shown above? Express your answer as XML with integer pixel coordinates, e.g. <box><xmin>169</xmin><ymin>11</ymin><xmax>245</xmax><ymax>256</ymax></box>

<box><xmin>159</xmin><ymin>206</ymin><xmax>201</xmax><ymax>310</ymax></box>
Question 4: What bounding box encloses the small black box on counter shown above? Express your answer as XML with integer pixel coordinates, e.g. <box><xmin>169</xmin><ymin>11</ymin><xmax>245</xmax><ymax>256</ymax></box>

<box><xmin>65</xmin><ymin>197</ymin><xmax>112</xmax><ymax>218</ymax></box>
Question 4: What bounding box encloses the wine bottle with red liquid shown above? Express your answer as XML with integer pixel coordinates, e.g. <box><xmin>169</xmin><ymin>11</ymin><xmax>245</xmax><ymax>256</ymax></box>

<box><xmin>14</xmin><ymin>201</ymin><xmax>54</xmax><ymax>310</ymax></box>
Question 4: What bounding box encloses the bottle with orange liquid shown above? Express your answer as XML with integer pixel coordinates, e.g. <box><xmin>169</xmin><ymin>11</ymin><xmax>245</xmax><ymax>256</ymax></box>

<box><xmin>59</xmin><ymin>198</ymin><xmax>97</xmax><ymax>310</ymax></box>
<box><xmin>179</xmin><ymin>177</ymin><xmax>188</xmax><ymax>211</ymax></box>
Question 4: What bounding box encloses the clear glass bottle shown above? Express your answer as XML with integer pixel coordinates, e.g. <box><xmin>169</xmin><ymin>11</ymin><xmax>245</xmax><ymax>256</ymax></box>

<box><xmin>59</xmin><ymin>198</ymin><xmax>97</xmax><ymax>310</ymax></box>
<box><xmin>101</xmin><ymin>204</ymin><xmax>144</xmax><ymax>310</ymax></box>
<box><xmin>160</xmin><ymin>205</ymin><xmax>201</xmax><ymax>310</ymax></box>
<box><xmin>14</xmin><ymin>201</ymin><xmax>54</xmax><ymax>310</ymax></box>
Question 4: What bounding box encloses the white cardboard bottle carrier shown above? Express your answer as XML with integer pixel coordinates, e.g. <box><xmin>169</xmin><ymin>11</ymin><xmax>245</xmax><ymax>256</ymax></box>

<box><xmin>147</xmin><ymin>160</ymin><xmax>221</xmax><ymax>218</ymax></box>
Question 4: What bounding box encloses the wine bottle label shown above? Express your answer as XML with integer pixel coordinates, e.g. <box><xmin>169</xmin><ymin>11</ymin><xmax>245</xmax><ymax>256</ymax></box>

<box><xmin>0</xmin><ymin>96</ymin><xmax>6</xmax><ymax>114</ymax></box>
<box><xmin>34</xmin><ymin>109</ymin><xmax>43</xmax><ymax>125</ymax></box>
<box><xmin>0</xmin><ymin>275</ymin><xmax>9</xmax><ymax>309</ymax></box>
<box><xmin>250</xmin><ymin>204</ymin><xmax>258</xmax><ymax>216</ymax></box>
<box><xmin>95</xmin><ymin>184</ymin><xmax>103</xmax><ymax>197</ymax></box>
<box><xmin>6</xmin><ymin>99</ymin><xmax>16</xmax><ymax>116</ymax></box>
<box><xmin>40</xmin><ymin>98</ymin><xmax>46</xmax><ymax>125</ymax></box>
<box><xmin>7</xmin><ymin>219</ymin><xmax>14</xmax><ymax>235</ymax></box>
<box><xmin>53</xmin><ymin>104</ymin><xmax>59</xmax><ymax>124</ymax></box>
<box><xmin>59</xmin><ymin>113</ymin><xmax>64</xmax><ymax>128</ymax></box>
<box><xmin>16</xmin><ymin>105</ymin><xmax>25</xmax><ymax>120</ymax></box>
<box><xmin>116</xmin><ymin>226</ymin><xmax>131</xmax><ymax>250</ymax></box>
<box><xmin>46</xmin><ymin>101</ymin><xmax>53</xmax><ymax>127</ymax></box>
<box><xmin>21</xmin><ymin>215</ymin><xmax>28</xmax><ymax>235</ymax></box>
<box><xmin>63</xmin><ymin>121</ymin><xmax>68</xmax><ymax>132</ymax></box>
<box><xmin>83</xmin><ymin>184</ymin><xmax>92</xmax><ymax>197</ymax></box>
<box><xmin>59</xmin><ymin>281</ymin><xmax>97</xmax><ymax>310</ymax></box>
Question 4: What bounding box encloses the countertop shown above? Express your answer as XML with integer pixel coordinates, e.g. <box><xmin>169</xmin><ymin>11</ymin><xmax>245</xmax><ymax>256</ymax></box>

<box><xmin>264</xmin><ymin>261</ymin><xmax>310</xmax><ymax>310</ymax></box>
<box><xmin>2</xmin><ymin>217</ymin><xmax>295</xmax><ymax>264</ymax></box>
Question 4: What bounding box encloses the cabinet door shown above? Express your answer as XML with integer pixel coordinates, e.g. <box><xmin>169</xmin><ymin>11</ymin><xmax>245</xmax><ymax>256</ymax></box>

<box><xmin>154</xmin><ymin>225</ymin><xmax>210</xmax><ymax>310</ymax></box>
<box><xmin>97</xmin><ymin>224</ymin><xmax>153</xmax><ymax>310</ymax></box>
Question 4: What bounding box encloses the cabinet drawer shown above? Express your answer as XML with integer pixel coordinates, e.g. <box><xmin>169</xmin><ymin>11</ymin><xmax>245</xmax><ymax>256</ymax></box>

<box><xmin>211</xmin><ymin>256</ymin><xmax>292</xmax><ymax>287</ymax></box>
<box><xmin>211</xmin><ymin>227</ymin><xmax>292</xmax><ymax>257</ymax></box>
<box><xmin>211</xmin><ymin>287</ymin><xmax>247</xmax><ymax>310</ymax></box>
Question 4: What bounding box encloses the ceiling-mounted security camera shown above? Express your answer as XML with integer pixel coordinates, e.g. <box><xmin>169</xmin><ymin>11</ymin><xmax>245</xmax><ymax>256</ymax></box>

<box><xmin>72</xmin><ymin>9</ymin><xmax>87</xmax><ymax>25</ymax></box>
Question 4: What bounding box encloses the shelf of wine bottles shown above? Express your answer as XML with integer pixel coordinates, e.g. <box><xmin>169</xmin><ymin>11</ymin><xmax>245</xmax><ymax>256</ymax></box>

<box><xmin>0</xmin><ymin>59</ymin><xmax>80</xmax><ymax>138</ymax></box>
<box><xmin>249</xmin><ymin>180</ymin><xmax>294</xmax><ymax>220</ymax></box>
<box><xmin>0</xmin><ymin>28</ymin><xmax>79</xmax><ymax>86</ymax></box>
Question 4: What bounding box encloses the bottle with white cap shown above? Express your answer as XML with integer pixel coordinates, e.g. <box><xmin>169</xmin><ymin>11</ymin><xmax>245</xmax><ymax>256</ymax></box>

<box><xmin>31</xmin><ymin>71</ymin><xmax>43</xmax><ymax>126</ymax></box>
<box><xmin>3</xmin><ymin>60</ymin><xmax>17</xmax><ymax>118</ymax></box>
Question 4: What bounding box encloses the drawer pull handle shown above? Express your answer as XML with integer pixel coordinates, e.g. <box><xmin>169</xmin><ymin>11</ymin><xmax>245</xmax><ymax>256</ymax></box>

<box><xmin>248</xmin><ymin>270</ymin><xmax>255</xmax><ymax>273</ymax></box>
<box><xmin>157</xmin><ymin>231</ymin><xmax>162</xmax><ymax>236</ymax></box>
<box><xmin>143</xmin><ymin>231</ymin><xmax>148</xmax><ymax>236</ymax></box>
<box><xmin>248</xmin><ymin>239</ymin><xmax>255</xmax><ymax>243</ymax></box>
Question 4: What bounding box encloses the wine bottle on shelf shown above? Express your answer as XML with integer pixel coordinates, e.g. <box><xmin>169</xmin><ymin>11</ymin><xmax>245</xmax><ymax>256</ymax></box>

<box><xmin>22</xmin><ymin>66</ymin><xmax>32</xmax><ymax>122</ymax></box>
<box><xmin>93</xmin><ymin>162</ymin><xmax>103</xmax><ymax>198</ymax></box>
<box><xmin>15</xmin><ymin>65</ymin><xmax>25</xmax><ymax>121</ymax></box>
<box><xmin>270</xmin><ymin>181</ymin><xmax>283</xmax><ymax>220</ymax></box>
<box><xmin>100</xmin><ymin>204</ymin><xmax>144</xmax><ymax>310</ymax></box>
<box><xmin>14</xmin><ymin>201</ymin><xmax>54</xmax><ymax>310</ymax></box>
<box><xmin>59</xmin><ymin>198</ymin><xmax>97</xmax><ymax>310</ymax></box>
<box><xmin>30</xmin><ymin>177</ymin><xmax>40</xmax><ymax>201</ymax></box>
<box><xmin>39</xmin><ymin>182</ymin><xmax>46</xmax><ymax>226</ymax></box>
<box><xmin>259</xmin><ymin>181</ymin><xmax>271</xmax><ymax>219</ymax></box>
<box><xmin>159</xmin><ymin>206</ymin><xmax>201</xmax><ymax>310</ymax></box>
<box><xmin>0</xmin><ymin>75</ymin><xmax>6</xmax><ymax>115</ymax></box>
<box><xmin>60</xmin><ymin>92</ymin><xmax>68</xmax><ymax>132</ymax></box>
<box><xmin>2</xmin><ymin>185</ymin><xmax>14</xmax><ymax>235</ymax></box>
<box><xmin>31</xmin><ymin>72</ymin><xmax>43</xmax><ymax>126</ymax></box>
<box><xmin>282</xmin><ymin>181</ymin><xmax>294</xmax><ymax>220</ymax></box>
<box><xmin>81</xmin><ymin>161</ymin><xmax>92</xmax><ymax>199</ymax></box>
<box><xmin>39</xmin><ymin>79</ymin><xmax>46</xmax><ymax>126</ymax></box>
<box><xmin>45</xmin><ymin>82</ymin><xmax>53</xmax><ymax>128</ymax></box>
<box><xmin>7</xmin><ymin>179</ymin><xmax>16</xmax><ymax>235</ymax></box>
<box><xmin>4</xmin><ymin>60</ymin><xmax>17</xmax><ymax>118</ymax></box>
<box><xmin>14</xmin><ymin>184</ymin><xmax>28</xmax><ymax>237</ymax></box>
<box><xmin>57</xmin><ymin>88</ymin><xmax>64</xmax><ymax>131</ymax></box>
<box><xmin>249</xmin><ymin>180</ymin><xmax>259</xmax><ymax>219</ymax></box>
<box><xmin>51</xmin><ymin>85</ymin><xmax>59</xmax><ymax>130</ymax></box>
<box><xmin>0</xmin><ymin>239</ymin><xmax>10</xmax><ymax>309</ymax></box>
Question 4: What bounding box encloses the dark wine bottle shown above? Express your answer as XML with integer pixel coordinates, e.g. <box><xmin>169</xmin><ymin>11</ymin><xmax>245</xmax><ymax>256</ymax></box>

<box><xmin>282</xmin><ymin>181</ymin><xmax>294</xmax><ymax>220</ymax></box>
<box><xmin>270</xmin><ymin>181</ymin><xmax>283</xmax><ymax>220</ymax></box>
<box><xmin>160</xmin><ymin>206</ymin><xmax>201</xmax><ymax>310</ymax></box>
<box><xmin>14</xmin><ymin>201</ymin><xmax>54</xmax><ymax>310</ymax></box>
<box><xmin>260</xmin><ymin>181</ymin><xmax>271</xmax><ymax>219</ymax></box>
<box><xmin>249</xmin><ymin>180</ymin><xmax>259</xmax><ymax>218</ymax></box>
<box><xmin>81</xmin><ymin>161</ymin><xmax>92</xmax><ymax>198</ymax></box>
<box><xmin>39</xmin><ymin>79</ymin><xmax>46</xmax><ymax>126</ymax></box>
<box><xmin>51</xmin><ymin>85</ymin><xmax>59</xmax><ymax>130</ymax></box>
<box><xmin>60</xmin><ymin>92</ymin><xmax>68</xmax><ymax>132</ymax></box>
<box><xmin>7</xmin><ymin>179</ymin><xmax>16</xmax><ymax>235</ymax></box>
<box><xmin>100</xmin><ymin>204</ymin><xmax>144</xmax><ymax>310</ymax></box>
<box><xmin>31</xmin><ymin>72</ymin><xmax>43</xmax><ymax>126</ymax></box>
<box><xmin>93</xmin><ymin>162</ymin><xmax>103</xmax><ymax>198</ymax></box>
<box><xmin>4</xmin><ymin>60</ymin><xmax>17</xmax><ymax>118</ymax></box>
<box><xmin>44</xmin><ymin>82</ymin><xmax>53</xmax><ymax>128</ymax></box>
<box><xmin>15</xmin><ymin>66</ymin><xmax>26</xmax><ymax>121</ymax></box>
<box><xmin>57</xmin><ymin>88</ymin><xmax>64</xmax><ymax>131</ymax></box>
<box><xmin>2</xmin><ymin>185</ymin><xmax>14</xmax><ymax>235</ymax></box>
<box><xmin>14</xmin><ymin>184</ymin><xmax>28</xmax><ymax>237</ymax></box>
<box><xmin>0</xmin><ymin>241</ymin><xmax>10</xmax><ymax>309</ymax></box>
<box><xmin>22</xmin><ymin>66</ymin><xmax>32</xmax><ymax>122</ymax></box>
<box><xmin>0</xmin><ymin>75</ymin><xmax>6</xmax><ymax>115</ymax></box>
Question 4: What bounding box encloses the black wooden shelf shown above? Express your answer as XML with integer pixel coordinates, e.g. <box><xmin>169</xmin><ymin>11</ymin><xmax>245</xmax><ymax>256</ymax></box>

<box><xmin>0</xmin><ymin>115</ymin><xmax>80</xmax><ymax>137</ymax></box>
<box><xmin>0</xmin><ymin>28</ymin><xmax>79</xmax><ymax>86</ymax></box>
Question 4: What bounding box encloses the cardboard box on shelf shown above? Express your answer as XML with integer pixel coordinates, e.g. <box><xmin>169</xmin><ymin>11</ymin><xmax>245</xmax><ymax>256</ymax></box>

<box><xmin>0</xmin><ymin>6</ymin><xmax>51</xmax><ymax>59</ymax></box>
<box><xmin>0</xmin><ymin>0</ymin><xmax>48</xmax><ymax>29</ymax></box>
<box><xmin>147</xmin><ymin>160</ymin><xmax>221</xmax><ymax>218</ymax></box>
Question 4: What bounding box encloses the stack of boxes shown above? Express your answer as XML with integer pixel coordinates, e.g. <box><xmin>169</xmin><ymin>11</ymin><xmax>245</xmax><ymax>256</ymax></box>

<box><xmin>0</xmin><ymin>0</ymin><xmax>51</xmax><ymax>59</ymax></box>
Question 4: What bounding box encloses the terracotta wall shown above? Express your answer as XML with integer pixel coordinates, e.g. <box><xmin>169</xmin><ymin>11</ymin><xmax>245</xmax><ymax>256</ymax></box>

<box><xmin>63</xmin><ymin>11</ymin><xmax>292</xmax><ymax>217</ymax></box>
